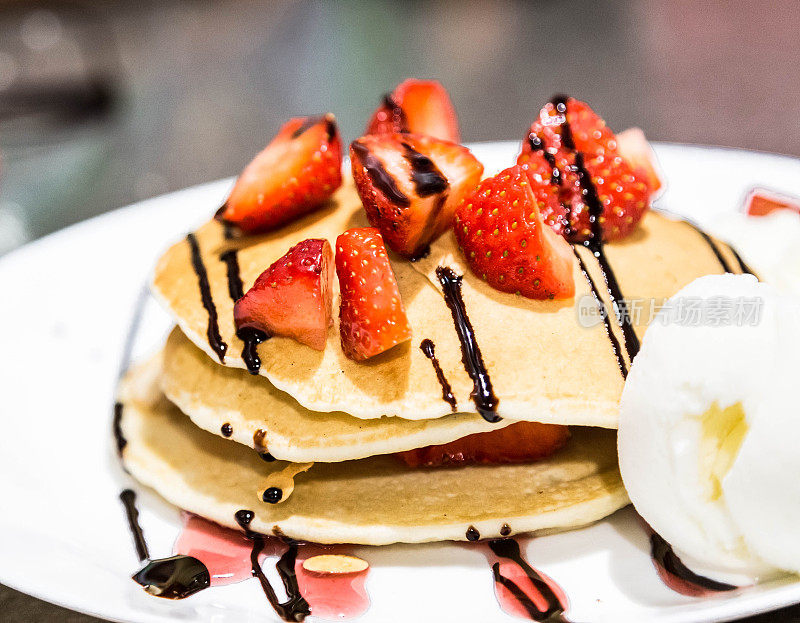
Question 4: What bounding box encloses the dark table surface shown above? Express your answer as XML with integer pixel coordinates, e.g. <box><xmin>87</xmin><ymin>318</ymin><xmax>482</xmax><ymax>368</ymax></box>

<box><xmin>1</xmin><ymin>0</ymin><xmax>799</xmax><ymax>620</ymax></box>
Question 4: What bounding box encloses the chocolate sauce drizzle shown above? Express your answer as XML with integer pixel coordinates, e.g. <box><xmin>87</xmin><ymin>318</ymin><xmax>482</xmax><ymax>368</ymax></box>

<box><xmin>683</xmin><ymin>220</ymin><xmax>735</xmax><ymax>273</ymax></box>
<box><xmin>220</xmin><ymin>247</ymin><xmax>270</xmax><ymax>375</ymax></box>
<box><xmin>572</xmin><ymin>248</ymin><xmax>628</xmax><ymax>378</ymax></box>
<box><xmin>113</xmin><ymin>402</ymin><xmax>127</xmax><ymax>455</ymax></box>
<box><xmin>537</xmin><ymin>94</ymin><xmax>642</xmax><ymax>362</ymax></box>
<box><xmin>650</xmin><ymin>532</ymin><xmax>737</xmax><ymax>593</ymax></box>
<box><xmin>382</xmin><ymin>93</ymin><xmax>408</xmax><ymax>133</ymax></box>
<box><xmin>419</xmin><ymin>339</ymin><xmax>457</xmax><ymax>411</ymax></box>
<box><xmin>351</xmin><ymin>140</ymin><xmax>410</xmax><ymax>206</ymax></box>
<box><xmin>291</xmin><ymin>114</ymin><xmax>337</xmax><ymax>142</ymax></box>
<box><xmin>435</xmin><ymin>266</ymin><xmax>500</xmax><ymax>423</ymax></box>
<box><xmin>187</xmin><ymin>233</ymin><xmax>227</xmax><ymax>363</ymax></box>
<box><xmin>121</xmin><ymin>489</ymin><xmax>211</xmax><ymax>599</ymax></box>
<box><xmin>489</xmin><ymin>538</ymin><xmax>569</xmax><ymax>622</ymax></box>
<box><xmin>729</xmin><ymin>246</ymin><xmax>756</xmax><ymax>277</ymax></box>
<box><xmin>402</xmin><ymin>141</ymin><xmax>448</xmax><ymax>197</ymax></box>
<box><xmin>234</xmin><ymin>509</ymin><xmax>310</xmax><ymax>621</ymax></box>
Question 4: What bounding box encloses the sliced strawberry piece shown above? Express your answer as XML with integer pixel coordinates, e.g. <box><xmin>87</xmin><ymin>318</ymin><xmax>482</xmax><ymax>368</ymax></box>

<box><xmin>336</xmin><ymin>228</ymin><xmax>411</xmax><ymax>361</ymax></box>
<box><xmin>517</xmin><ymin>96</ymin><xmax>652</xmax><ymax>243</ymax></box>
<box><xmin>397</xmin><ymin>421</ymin><xmax>570</xmax><ymax>467</ymax></box>
<box><xmin>234</xmin><ymin>238</ymin><xmax>334</xmax><ymax>350</ymax></box>
<box><xmin>454</xmin><ymin>165</ymin><xmax>575</xmax><ymax>300</ymax></box>
<box><xmin>365</xmin><ymin>79</ymin><xmax>460</xmax><ymax>143</ymax></box>
<box><xmin>616</xmin><ymin>127</ymin><xmax>664</xmax><ymax>195</ymax></box>
<box><xmin>744</xmin><ymin>188</ymin><xmax>800</xmax><ymax>217</ymax></box>
<box><xmin>217</xmin><ymin>114</ymin><xmax>342</xmax><ymax>233</ymax></box>
<box><xmin>350</xmin><ymin>133</ymin><xmax>483</xmax><ymax>259</ymax></box>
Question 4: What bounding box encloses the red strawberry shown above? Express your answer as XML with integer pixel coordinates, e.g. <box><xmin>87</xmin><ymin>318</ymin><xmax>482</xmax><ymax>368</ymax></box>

<box><xmin>743</xmin><ymin>188</ymin><xmax>800</xmax><ymax>217</ymax></box>
<box><xmin>217</xmin><ymin>114</ymin><xmax>342</xmax><ymax>233</ymax></box>
<box><xmin>365</xmin><ymin>79</ymin><xmax>460</xmax><ymax>143</ymax></box>
<box><xmin>517</xmin><ymin>96</ymin><xmax>651</xmax><ymax>242</ymax></box>
<box><xmin>397</xmin><ymin>421</ymin><xmax>570</xmax><ymax>467</ymax></box>
<box><xmin>350</xmin><ymin>133</ymin><xmax>483</xmax><ymax>259</ymax></box>
<box><xmin>234</xmin><ymin>239</ymin><xmax>334</xmax><ymax>350</ymax></box>
<box><xmin>336</xmin><ymin>228</ymin><xmax>411</xmax><ymax>361</ymax></box>
<box><xmin>616</xmin><ymin>127</ymin><xmax>664</xmax><ymax>195</ymax></box>
<box><xmin>454</xmin><ymin>165</ymin><xmax>575</xmax><ymax>300</ymax></box>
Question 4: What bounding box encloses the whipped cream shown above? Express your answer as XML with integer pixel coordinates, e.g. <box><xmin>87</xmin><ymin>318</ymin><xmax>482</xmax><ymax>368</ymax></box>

<box><xmin>618</xmin><ymin>274</ymin><xmax>800</xmax><ymax>583</ymax></box>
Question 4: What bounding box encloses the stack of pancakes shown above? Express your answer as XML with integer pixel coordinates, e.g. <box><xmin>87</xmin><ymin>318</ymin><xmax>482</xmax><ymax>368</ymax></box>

<box><xmin>116</xmin><ymin>174</ymin><xmax>750</xmax><ymax>545</ymax></box>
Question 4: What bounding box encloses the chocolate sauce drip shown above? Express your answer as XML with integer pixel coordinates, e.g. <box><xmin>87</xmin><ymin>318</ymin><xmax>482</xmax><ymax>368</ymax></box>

<box><xmin>435</xmin><ymin>266</ymin><xmax>500</xmax><ymax>423</ymax></box>
<box><xmin>650</xmin><ymin>532</ymin><xmax>737</xmax><ymax>593</ymax></box>
<box><xmin>121</xmin><ymin>489</ymin><xmax>211</xmax><ymax>599</ymax></box>
<box><xmin>187</xmin><ymin>233</ymin><xmax>227</xmax><ymax>363</ymax></box>
<box><xmin>113</xmin><ymin>402</ymin><xmax>127</xmax><ymax>455</ymax></box>
<box><xmin>220</xmin><ymin>248</ymin><xmax>270</xmax><ymax>375</ymax></box>
<box><xmin>466</xmin><ymin>526</ymin><xmax>481</xmax><ymax>541</ymax></box>
<box><xmin>382</xmin><ymin>93</ymin><xmax>408</xmax><ymax>133</ymax></box>
<box><xmin>120</xmin><ymin>489</ymin><xmax>149</xmax><ymax>561</ymax></box>
<box><xmin>221</xmin><ymin>423</ymin><xmax>233</xmax><ymax>437</ymax></box>
<box><xmin>260</xmin><ymin>452</ymin><xmax>277</xmax><ymax>462</ymax></box>
<box><xmin>402</xmin><ymin>141</ymin><xmax>448</xmax><ymax>197</ymax></box>
<box><xmin>500</xmin><ymin>524</ymin><xmax>512</xmax><ymax>537</ymax></box>
<box><xmin>238</xmin><ymin>326</ymin><xmax>268</xmax><ymax>375</ymax></box>
<box><xmin>291</xmin><ymin>114</ymin><xmax>337</xmax><ymax>142</ymax></box>
<box><xmin>253</xmin><ymin>429</ymin><xmax>269</xmax><ymax>453</ymax></box>
<box><xmin>132</xmin><ymin>555</ymin><xmax>211</xmax><ymax>600</ymax></box>
<box><xmin>235</xmin><ymin>509</ymin><xmax>311</xmax><ymax>621</ymax></box>
<box><xmin>263</xmin><ymin>487</ymin><xmax>283</xmax><ymax>504</ymax></box>
<box><xmin>419</xmin><ymin>339</ymin><xmax>457</xmax><ymax>411</ymax></box>
<box><xmin>570</xmin><ymin>149</ymin><xmax>641</xmax><ymax>361</ymax></box>
<box><xmin>550</xmin><ymin>94</ymin><xmax>575</xmax><ymax>150</ymax></box>
<box><xmin>220</xmin><ymin>249</ymin><xmax>244</xmax><ymax>301</ymax></box>
<box><xmin>572</xmin><ymin>248</ymin><xmax>628</xmax><ymax>378</ymax></box>
<box><xmin>489</xmin><ymin>538</ymin><xmax>569</xmax><ymax>622</ymax></box>
<box><xmin>729</xmin><ymin>246</ymin><xmax>757</xmax><ymax>277</ymax></box>
<box><xmin>408</xmin><ymin>245</ymin><xmax>431</xmax><ymax>262</ymax></box>
<box><xmin>351</xmin><ymin>140</ymin><xmax>410</xmax><ymax>206</ymax></box>
<box><xmin>214</xmin><ymin>205</ymin><xmax>237</xmax><ymax>240</ymax></box>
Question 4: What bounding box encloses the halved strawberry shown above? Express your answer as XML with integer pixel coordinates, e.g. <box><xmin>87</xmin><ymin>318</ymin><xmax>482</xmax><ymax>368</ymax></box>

<box><xmin>217</xmin><ymin>114</ymin><xmax>342</xmax><ymax>233</ymax></box>
<box><xmin>454</xmin><ymin>165</ymin><xmax>575</xmax><ymax>300</ymax></box>
<box><xmin>616</xmin><ymin>127</ymin><xmax>664</xmax><ymax>195</ymax></box>
<box><xmin>397</xmin><ymin>421</ymin><xmax>570</xmax><ymax>467</ymax></box>
<box><xmin>336</xmin><ymin>228</ymin><xmax>411</xmax><ymax>361</ymax></box>
<box><xmin>743</xmin><ymin>188</ymin><xmax>800</xmax><ymax>217</ymax></box>
<box><xmin>234</xmin><ymin>238</ymin><xmax>334</xmax><ymax>350</ymax></box>
<box><xmin>517</xmin><ymin>97</ymin><xmax>652</xmax><ymax>242</ymax></box>
<box><xmin>350</xmin><ymin>133</ymin><xmax>483</xmax><ymax>259</ymax></box>
<box><xmin>365</xmin><ymin>79</ymin><xmax>460</xmax><ymax>143</ymax></box>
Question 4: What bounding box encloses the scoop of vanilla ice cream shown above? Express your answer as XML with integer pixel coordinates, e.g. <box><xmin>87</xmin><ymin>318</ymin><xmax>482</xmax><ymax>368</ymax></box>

<box><xmin>618</xmin><ymin>273</ymin><xmax>800</xmax><ymax>583</ymax></box>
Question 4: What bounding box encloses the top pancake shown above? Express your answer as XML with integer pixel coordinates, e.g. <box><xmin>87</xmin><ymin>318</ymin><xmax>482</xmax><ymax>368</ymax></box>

<box><xmin>152</xmin><ymin>176</ymin><xmax>748</xmax><ymax>425</ymax></box>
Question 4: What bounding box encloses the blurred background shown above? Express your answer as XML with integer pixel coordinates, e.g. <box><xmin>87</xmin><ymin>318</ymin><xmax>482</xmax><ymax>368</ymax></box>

<box><xmin>2</xmin><ymin>0</ymin><xmax>800</xmax><ymax>620</ymax></box>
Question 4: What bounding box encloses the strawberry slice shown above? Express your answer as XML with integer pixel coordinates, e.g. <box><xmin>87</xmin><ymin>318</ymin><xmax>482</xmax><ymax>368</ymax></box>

<box><xmin>365</xmin><ymin>79</ymin><xmax>460</xmax><ymax>143</ymax></box>
<box><xmin>616</xmin><ymin>127</ymin><xmax>664</xmax><ymax>195</ymax></box>
<box><xmin>350</xmin><ymin>133</ymin><xmax>483</xmax><ymax>259</ymax></box>
<box><xmin>336</xmin><ymin>228</ymin><xmax>411</xmax><ymax>361</ymax></box>
<box><xmin>454</xmin><ymin>165</ymin><xmax>575</xmax><ymax>300</ymax></box>
<box><xmin>234</xmin><ymin>238</ymin><xmax>334</xmax><ymax>350</ymax></box>
<box><xmin>743</xmin><ymin>188</ymin><xmax>800</xmax><ymax>217</ymax></box>
<box><xmin>217</xmin><ymin>114</ymin><xmax>342</xmax><ymax>233</ymax></box>
<box><xmin>517</xmin><ymin>96</ymin><xmax>652</xmax><ymax>242</ymax></box>
<box><xmin>397</xmin><ymin>421</ymin><xmax>570</xmax><ymax>467</ymax></box>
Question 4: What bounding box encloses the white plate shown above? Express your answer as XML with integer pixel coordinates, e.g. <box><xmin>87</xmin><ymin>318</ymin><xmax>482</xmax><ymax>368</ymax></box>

<box><xmin>1</xmin><ymin>142</ymin><xmax>799</xmax><ymax>623</ymax></box>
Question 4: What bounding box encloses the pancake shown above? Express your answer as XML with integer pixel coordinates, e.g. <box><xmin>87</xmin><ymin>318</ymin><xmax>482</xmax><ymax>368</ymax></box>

<box><xmin>118</xmin><ymin>358</ymin><xmax>629</xmax><ymax>545</ymax></box>
<box><xmin>152</xmin><ymin>176</ymin><xmax>748</xmax><ymax>425</ymax></box>
<box><xmin>162</xmin><ymin>326</ymin><xmax>514</xmax><ymax>462</ymax></box>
